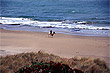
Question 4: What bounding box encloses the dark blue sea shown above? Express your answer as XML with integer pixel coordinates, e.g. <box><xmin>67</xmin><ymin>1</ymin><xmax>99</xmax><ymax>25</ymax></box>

<box><xmin>0</xmin><ymin>0</ymin><xmax>110</xmax><ymax>37</ymax></box>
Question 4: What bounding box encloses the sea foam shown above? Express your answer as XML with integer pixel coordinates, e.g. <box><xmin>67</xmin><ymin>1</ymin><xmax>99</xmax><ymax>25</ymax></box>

<box><xmin>0</xmin><ymin>17</ymin><xmax>110</xmax><ymax>30</ymax></box>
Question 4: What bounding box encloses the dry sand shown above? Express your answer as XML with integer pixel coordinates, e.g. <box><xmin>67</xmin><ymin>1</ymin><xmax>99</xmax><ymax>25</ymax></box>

<box><xmin>0</xmin><ymin>28</ymin><xmax>110</xmax><ymax>64</ymax></box>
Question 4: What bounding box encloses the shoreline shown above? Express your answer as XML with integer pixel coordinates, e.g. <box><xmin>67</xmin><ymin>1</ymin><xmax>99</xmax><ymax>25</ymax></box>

<box><xmin>0</xmin><ymin>28</ymin><xmax>110</xmax><ymax>65</ymax></box>
<box><xmin>1</xmin><ymin>25</ymin><xmax>110</xmax><ymax>38</ymax></box>
<box><xmin>0</xmin><ymin>17</ymin><xmax>110</xmax><ymax>37</ymax></box>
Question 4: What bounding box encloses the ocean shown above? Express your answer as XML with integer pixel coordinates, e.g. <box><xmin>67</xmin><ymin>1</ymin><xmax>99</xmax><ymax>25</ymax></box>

<box><xmin>0</xmin><ymin>0</ymin><xmax>110</xmax><ymax>37</ymax></box>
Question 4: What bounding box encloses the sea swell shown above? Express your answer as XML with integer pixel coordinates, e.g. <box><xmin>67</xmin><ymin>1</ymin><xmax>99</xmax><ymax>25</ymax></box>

<box><xmin>0</xmin><ymin>17</ymin><xmax>110</xmax><ymax>30</ymax></box>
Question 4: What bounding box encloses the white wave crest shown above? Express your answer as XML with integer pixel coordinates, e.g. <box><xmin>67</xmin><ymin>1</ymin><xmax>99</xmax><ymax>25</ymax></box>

<box><xmin>72</xmin><ymin>11</ymin><xmax>75</xmax><ymax>13</ymax></box>
<box><xmin>0</xmin><ymin>17</ymin><xmax>110</xmax><ymax>30</ymax></box>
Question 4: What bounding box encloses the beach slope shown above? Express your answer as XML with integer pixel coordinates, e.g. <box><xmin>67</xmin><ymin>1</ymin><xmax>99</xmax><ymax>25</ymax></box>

<box><xmin>0</xmin><ymin>28</ymin><xmax>110</xmax><ymax>64</ymax></box>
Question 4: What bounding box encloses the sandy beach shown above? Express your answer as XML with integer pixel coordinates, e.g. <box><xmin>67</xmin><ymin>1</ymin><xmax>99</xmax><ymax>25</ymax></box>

<box><xmin>0</xmin><ymin>28</ymin><xmax>110</xmax><ymax>64</ymax></box>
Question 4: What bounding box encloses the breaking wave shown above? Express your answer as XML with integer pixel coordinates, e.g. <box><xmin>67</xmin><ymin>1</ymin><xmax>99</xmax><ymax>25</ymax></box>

<box><xmin>0</xmin><ymin>17</ymin><xmax>110</xmax><ymax>30</ymax></box>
